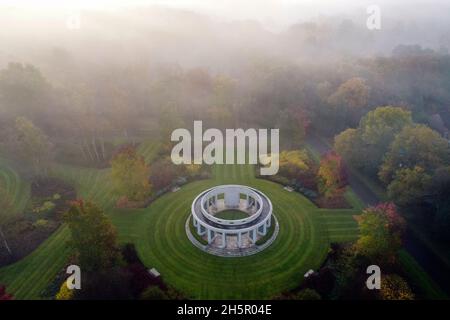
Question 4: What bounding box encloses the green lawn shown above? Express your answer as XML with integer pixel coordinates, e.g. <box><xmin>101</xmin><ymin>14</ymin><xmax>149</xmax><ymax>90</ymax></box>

<box><xmin>112</xmin><ymin>164</ymin><xmax>360</xmax><ymax>299</ymax></box>
<box><xmin>398</xmin><ymin>249</ymin><xmax>448</xmax><ymax>300</ymax></box>
<box><xmin>0</xmin><ymin>158</ymin><xmax>30</xmax><ymax>224</ymax></box>
<box><xmin>0</xmin><ymin>160</ymin><xmax>360</xmax><ymax>299</ymax></box>
<box><xmin>215</xmin><ymin>209</ymin><xmax>248</xmax><ymax>220</ymax></box>
<box><xmin>0</xmin><ymin>226</ymin><xmax>71</xmax><ymax>299</ymax></box>
<box><xmin>0</xmin><ymin>164</ymin><xmax>119</xmax><ymax>299</ymax></box>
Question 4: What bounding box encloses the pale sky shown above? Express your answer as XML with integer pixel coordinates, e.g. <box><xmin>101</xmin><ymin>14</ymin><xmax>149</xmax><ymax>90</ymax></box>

<box><xmin>0</xmin><ymin>0</ymin><xmax>446</xmax><ymax>30</ymax></box>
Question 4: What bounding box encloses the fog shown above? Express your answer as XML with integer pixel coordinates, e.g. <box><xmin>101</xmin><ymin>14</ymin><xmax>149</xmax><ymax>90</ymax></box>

<box><xmin>0</xmin><ymin>0</ymin><xmax>449</xmax><ymax>139</ymax></box>
<box><xmin>1</xmin><ymin>0</ymin><xmax>450</xmax><ymax>76</ymax></box>
<box><xmin>2</xmin><ymin>1</ymin><xmax>450</xmax><ymax>302</ymax></box>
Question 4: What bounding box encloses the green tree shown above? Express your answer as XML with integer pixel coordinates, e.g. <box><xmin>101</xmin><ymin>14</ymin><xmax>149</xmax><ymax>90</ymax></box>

<box><xmin>13</xmin><ymin>116</ymin><xmax>53</xmax><ymax>176</ymax></box>
<box><xmin>355</xmin><ymin>203</ymin><xmax>405</xmax><ymax>263</ymax></box>
<box><xmin>387</xmin><ymin>166</ymin><xmax>431</xmax><ymax>207</ymax></box>
<box><xmin>379</xmin><ymin>125</ymin><xmax>450</xmax><ymax>184</ymax></box>
<box><xmin>0</xmin><ymin>62</ymin><xmax>51</xmax><ymax>121</ymax></box>
<box><xmin>334</xmin><ymin>106</ymin><xmax>412</xmax><ymax>173</ymax></box>
<box><xmin>360</xmin><ymin>106</ymin><xmax>413</xmax><ymax>170</ymax></box>
<box><xmin>360</xmin><ymin>107</ymin><xmax>412</xmax><ymax>142</ymax></box>
<box><xmin>111</xmin><ymin>146</ymin><xmax>151</xmax><ymax>201</ymax></box>
<box><xmin>65</xmin><ymin>200</ymin><xmax>122</xmax><ymax>273</ymax></box>
<box><xmin>276</xmin><ymin>109</ymin><xmax>308</xmax><ymax>148</ymax></box>
<box><xmin>334</xmin><ymin>128</ymin><xmax>365</xmax><ymax>168</ymax></box>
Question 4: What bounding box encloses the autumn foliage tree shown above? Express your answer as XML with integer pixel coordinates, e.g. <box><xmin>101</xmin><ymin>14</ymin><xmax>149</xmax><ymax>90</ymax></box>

<box><xmin>327</xmin><ymin>77</ymin><xmax>370</xmax><ymax>126</ymax></box>
<box><xmin>0</xmin><ymin>285</ymin><xmax>13</xmax><ymax>300</ymax></box>
<box><xmin>65</xmin><ymin>200</ymin><xmax>122</xmax><ymax>273</ymax></box>
<box><xmin>55</xmin><ymin>280</ymin><xmax>74</xmax><ymax>300</ymax></box>
<box><xmin>64</xmin><ymin>200</ymin><xmax>132</xmax><ymax>299</ymax></box>
<box><xmin>149</xmin><ymin>157</ymin><xmax>178</xmax><ymax>191</ymax></box>
<box><xmin>277</xmin><ymin>149</ymin><xmax>318</xmax><ymax>188</ymax></box>
<box><xmin>380</xmin><ymin>274</ymin><xmax>414</xmax><ymax>300</ymax></box>
<box><xmin>279</xmin><ymin>150</ymin><xmax>310</xmax><ymax>178</ymax></box>
<box><xmin>111</xmin><ymin>146</ymin><xmax>151</xmax><ymax>202</ymax></box>
<box><xmin>328</xmin><ymin>77</ymin><xmax>370</xmax><ymax>110</ymax></box>
<box><xmin>317</xmin><ymin>152</ymin><xmax>347</xmax><ymax>198</ymax></box>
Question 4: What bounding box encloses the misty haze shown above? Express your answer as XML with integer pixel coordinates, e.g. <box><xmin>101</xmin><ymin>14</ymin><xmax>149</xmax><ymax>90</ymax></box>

<box><xmin>0</xmin><ymin>0</ymin><xmax>450</xmax><ymax>304</ymax></box>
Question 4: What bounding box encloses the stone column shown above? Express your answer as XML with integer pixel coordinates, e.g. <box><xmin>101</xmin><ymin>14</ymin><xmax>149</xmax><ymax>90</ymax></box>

<box><xmin>237</xmin><ymin>232</ymin><xmax>242</xmax><ymax>248</ymax></box>
<box><xmin>222</xmin><ymin>233</ymin><xmax>226</xmax><ymax>248</ymax></box>
<box><xmin>207</xmin><ymin>229</ymin><xmax>213</xmax><ymax>244</ymax></box>
<box><xmin>262</xmin><ymin>223</ymin><xmax>267</xmax><ymax>235</ymax></box>
<box><xmin>196</xmin><ymin>220</ymin><xmax>201</xmax><ymax>234</ymax></box>
<box><xmin>252</xmin><ymin>229</ymin><xmax>257</xmax><ymax>243</ymax></box>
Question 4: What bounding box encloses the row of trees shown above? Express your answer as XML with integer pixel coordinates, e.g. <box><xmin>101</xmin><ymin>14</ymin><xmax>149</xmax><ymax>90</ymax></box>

<box><xmin>110</xmin><ymin>145</ymin><xmax>208</xmax><ymax>206</ymax></box>
<box><xmin>2</xmin><ymin>49</ymin><xmax>449</xmax><ymax>166</ymax></box>
<box><xmin>275</xmin><ymin>149</ymin><xmax>347</xmax><ymax>204</ymax></box>
<box><xmin>335</xmin><ymin>106</ymin><xmax>450</xmax><ymax>239</ymax></box>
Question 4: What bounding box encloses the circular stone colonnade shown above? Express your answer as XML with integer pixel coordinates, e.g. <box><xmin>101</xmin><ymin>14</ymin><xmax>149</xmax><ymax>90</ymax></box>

<box><xmin>186</xmin><ymin>185</ymin><xmax>279</xmax><ymax>257</ymax></box>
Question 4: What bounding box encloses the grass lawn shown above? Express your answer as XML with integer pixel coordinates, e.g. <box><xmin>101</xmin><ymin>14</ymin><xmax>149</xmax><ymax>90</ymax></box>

<box><xmin>0</xmin><ymin>141</ymin><xmax>163</xmax><ymax>299</ymax></box>
<box><xmin>214</xmin><ymin>209</ymin><xmax>248</xmax><ymax>220</ymax></box>
<box><xmin>0</xmin><ymin>159</ymin><xmax>360</xmax><ymax>299</ymax></box>
<box><xmin>112</xmin><ymin>164</ymin><xmax>360</xmax><ymax>299</ymax></box>
<box><xmin>0</xmin><ymin>158</ymin><xmax>30</xmax><ymax>224</ymax></box>
<box><xmin>344</xmin><ymin>188</ymin><xmax>365</xmax><ymax>211</ymax></box>
<box><xmin>398</xmin><ymin>249</ymin><xmax>448</xmax><ymax>299</ymax></box>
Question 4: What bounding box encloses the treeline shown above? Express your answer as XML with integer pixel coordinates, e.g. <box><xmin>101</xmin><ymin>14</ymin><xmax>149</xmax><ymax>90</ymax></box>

<box><xmin>334</xmin><ymin>106</ymin><xmax>450</xmax><ymax>241</ymax></box>
<box><xmin>2</xmin><ymin>46</ymin><xmax>449</xmax><ymax>153</ymax></box>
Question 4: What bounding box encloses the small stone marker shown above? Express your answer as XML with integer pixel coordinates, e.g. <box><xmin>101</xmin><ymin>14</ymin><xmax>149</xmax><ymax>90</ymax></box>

<box><xmin>148</xmin><ymin>268</ymin><xmax>160</xmax><ymax>278</ymax></box>
<box><xmin>283</xmin><ymin>186</ymin><xmax>294</xmax><ymax>192</ymax></box>
<box><xmin>304</xmin><ymin>269</ymin><xmax>314</xmax><ymax>278</ymax></box>
<box><xmin>172</xmin><ymin>186</ymin><xmax>180</xmax><ymax>193</ymax></box>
